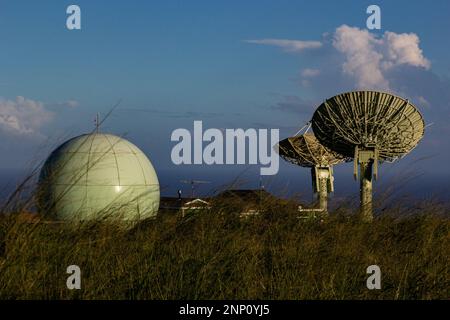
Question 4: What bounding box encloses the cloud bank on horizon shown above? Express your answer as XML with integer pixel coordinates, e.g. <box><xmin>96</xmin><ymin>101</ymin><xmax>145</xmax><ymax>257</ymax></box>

<box><xmin>0</xmin><ymin>96</ymin><xmax>53</xmax><ymax>136</ymax></box>
<box><xmin>0</xmin><ymin>97</ymin><xmax>79</xmax><ymax>138</ymax></box>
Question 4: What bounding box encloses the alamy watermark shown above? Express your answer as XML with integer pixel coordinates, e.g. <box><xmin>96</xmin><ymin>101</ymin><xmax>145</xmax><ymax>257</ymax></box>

<box><xmin>366</xmin><ymin>265</ymin><xmax>381</xmax><ymax>290</ymax></box>
<box><xmin>66</xmin><ymin>5</ymin><xmax>81</xmax><ymax>30</ymax></box>
<box><xmin>366</xmin><ymin>5</ymin><xmax>381</xmax><ymax>30</ymax></box>
<box><xmin>66</xmin><ymin>265</ymin><xmax>81</xmax><ymax>290</ymax></box>
<box><xmin>171</xmin><ymin>121</ymin><xmax>279</xmax><ymax>175</ymax></box>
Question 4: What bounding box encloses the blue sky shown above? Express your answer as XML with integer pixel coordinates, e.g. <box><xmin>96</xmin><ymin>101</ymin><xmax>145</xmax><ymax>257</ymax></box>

<box><xmin>1</xmin><ymin>0</ymin><xmax>450</xmax><ymax>197</ymax></box>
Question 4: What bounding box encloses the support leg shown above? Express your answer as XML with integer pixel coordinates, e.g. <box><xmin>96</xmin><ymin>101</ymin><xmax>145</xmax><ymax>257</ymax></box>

<box><xmin>318</xmin><ymin>177</ymin><xmax>328</xmax><ymax>213</ymax></box>
<box><xmin>360</xmin><ymin>162</ymin><xmax>373</xmax><ymax>222</ymax></box>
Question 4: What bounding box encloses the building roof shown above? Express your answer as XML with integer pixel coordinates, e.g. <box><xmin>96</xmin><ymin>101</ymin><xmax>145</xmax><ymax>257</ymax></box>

<box><xmin>159</xmin><ymin>197</ymin><xmax>210</xmax><ymax>210</ymax></box>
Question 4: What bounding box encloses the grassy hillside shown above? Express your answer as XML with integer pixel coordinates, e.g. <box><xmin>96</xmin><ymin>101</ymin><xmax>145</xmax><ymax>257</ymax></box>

<box><xmin>0</xmin><ymin>199</ymin><xmax>448</xmax><ymax>300</ymax></box>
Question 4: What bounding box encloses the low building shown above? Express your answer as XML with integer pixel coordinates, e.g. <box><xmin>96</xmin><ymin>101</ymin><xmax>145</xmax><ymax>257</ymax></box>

<box><xmin>159</xmin><ymin>197</ymin><xmax>211</xmax><ymax>216</ymax></box>
<box><xmin>160</xmin><ymin>189</ymin><xmax>293</xmax><ymax>217</ymax></box>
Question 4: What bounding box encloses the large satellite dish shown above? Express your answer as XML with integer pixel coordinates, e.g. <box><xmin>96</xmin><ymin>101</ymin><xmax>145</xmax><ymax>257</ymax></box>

<box><xmin>311</xmin><ymin>91</ymin><xmax>425</xmax><ymax>220</ymax></box>
<box><xmin>278</xmin><ymin>129</ymin><xmax>350</xmax><ymax>212</ymax></box>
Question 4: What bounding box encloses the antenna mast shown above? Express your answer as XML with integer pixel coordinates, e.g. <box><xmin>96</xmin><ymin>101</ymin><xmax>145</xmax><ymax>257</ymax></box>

<box><xmin>95</xmin><ymin>113</ymin><xmax>100</xmax><ymax>133</ymax></box>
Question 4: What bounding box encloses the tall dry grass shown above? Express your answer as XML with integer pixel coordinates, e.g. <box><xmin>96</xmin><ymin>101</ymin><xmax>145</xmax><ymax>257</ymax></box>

<box><xmin>0</xmin><ymin>194</ymin><xmax>448</xmax><ymax>300</ymax></box>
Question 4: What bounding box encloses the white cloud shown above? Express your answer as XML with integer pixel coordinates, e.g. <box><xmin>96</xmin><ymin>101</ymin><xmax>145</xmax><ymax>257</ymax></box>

<box><xmin>300</xmin><ymin>69</ymin><xmax>321</xmax><ymax>87</ymax></box>
<box><xmin>245</xmin><ymin>39</ymin><xmax>322</xmax><ymax>52</ymax></box>
<box><xmin>47</xmin><ymin>99</ymin><xmax>80</xmax><ymax>109</ymax></box>
<box><xmin>63</xmin><ymin>99</ymin><xmax>79</xmax><ymax>108</ymax></box>
<box><xmin>301</xmin><ymin>68</ymin><xmax>320</xmax><ymax>77</ymax></box>
<box><xmin>332</xmin><ymin>25</ymin><xmax>388</xmax><ymax>90</ymax></box>
<box><xmin>0</xmin><ymin>96</ymin><xmax>54</xmax><ymax>135</ymax></box>
<box><xmin>332</xmin><ymin>25</ymin><xmax>430</xmax><ymax>90</ymax></box>
<box><xmin>383</xmin><ymin>31</ymin><xmax>430</xmax><ymax>69</ymax></box>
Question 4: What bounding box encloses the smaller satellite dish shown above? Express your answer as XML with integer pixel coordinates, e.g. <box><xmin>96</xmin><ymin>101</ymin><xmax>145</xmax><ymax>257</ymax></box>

<box><xmin>278</xmin><ymin>133</ymin><xmax>349</xmax><ymax>168</ymax></box>
<box><xmin>278</xmin><ymin>130</ymin><xmax>350</xmax><ymax>212</ymax></box>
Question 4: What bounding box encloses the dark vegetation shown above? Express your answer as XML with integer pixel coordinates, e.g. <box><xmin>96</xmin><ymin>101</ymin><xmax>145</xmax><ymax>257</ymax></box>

<box><xmin>0</xmin><ymin>193</ymin><xmax>448</xmax><ymax>299</ymax></box>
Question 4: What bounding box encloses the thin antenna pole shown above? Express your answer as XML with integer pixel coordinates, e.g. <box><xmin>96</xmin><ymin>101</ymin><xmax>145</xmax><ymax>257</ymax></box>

<box><xmin>95</xmin><ymin>113</ymin><xmax>100</xmax><ymax>133</ymax></box>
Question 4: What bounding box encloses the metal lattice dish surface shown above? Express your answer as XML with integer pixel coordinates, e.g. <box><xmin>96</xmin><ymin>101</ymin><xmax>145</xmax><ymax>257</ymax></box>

<box><xmin>278</xmin><ymin>133</ymin><xmax>350</xmax><ymax>167</ymax></box>
<box><xmin>311</xmin><ymin>91</ymin><xmax>425</xmax><ymax>162</ymax></box>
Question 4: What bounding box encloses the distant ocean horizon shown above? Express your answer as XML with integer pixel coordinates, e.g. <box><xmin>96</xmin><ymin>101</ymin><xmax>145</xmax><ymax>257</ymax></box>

<box><xmin>1</xmin><ymin>165</ymin><xmax>449</xmax><ymax>207</ymax></box>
